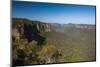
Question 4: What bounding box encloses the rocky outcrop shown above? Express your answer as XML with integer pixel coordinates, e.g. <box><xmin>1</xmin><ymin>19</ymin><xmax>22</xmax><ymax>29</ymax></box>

<box><xmin>12</xmin><ymin>18</ymin><xmax>52</xmax><ymax>44</ymax></box>
<box><xmin>36</xmin><ymin>23</ymin><xmax>52</xmax><ymax>33</ymax></box>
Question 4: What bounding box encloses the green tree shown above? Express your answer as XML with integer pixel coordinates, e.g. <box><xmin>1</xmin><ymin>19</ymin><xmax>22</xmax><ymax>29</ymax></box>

<box><xmin>37</xmin><ymin>44</ymin><xmax>63</xmax><ymax>64</ymax></box>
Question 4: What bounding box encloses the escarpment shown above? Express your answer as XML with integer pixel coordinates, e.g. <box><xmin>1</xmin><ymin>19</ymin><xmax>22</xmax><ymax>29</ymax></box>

<box><xmin>12</xmin><ymin>18</ymin><xmax>52</xmax><ymax>45</ymax></box>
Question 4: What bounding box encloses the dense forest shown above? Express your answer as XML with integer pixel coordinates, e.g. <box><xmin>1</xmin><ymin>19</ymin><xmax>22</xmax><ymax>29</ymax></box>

<box><xmin>12</xmin><ymin>18</ymin><xmax>96</xmax><ymax>66</ymax></box>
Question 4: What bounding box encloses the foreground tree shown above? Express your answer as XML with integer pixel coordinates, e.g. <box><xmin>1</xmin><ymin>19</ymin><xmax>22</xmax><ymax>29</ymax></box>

<box><xmin>12</xmin><ymin>39</ymin><xmax>39</xmax><ymax>65</ymax></box>
<box><xmin>37</xmin><ymin>44</ymin><xmax>63</xmax><ymax>64</ymax></box>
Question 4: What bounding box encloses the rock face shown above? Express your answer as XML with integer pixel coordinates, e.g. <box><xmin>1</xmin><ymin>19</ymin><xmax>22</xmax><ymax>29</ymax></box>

<box><xmin>12</xmin><ymin>18</ymin><xmax>52</xmax><ymax>44</ymax></box>
<box><xmin>75</xmin><ymin>24</ymin><xmax>95</xmax><ymax>30</ymax></box>
<box><xmin>36</xmin><ymin>23</ymin><xmax>52</xmax><ymax>33</ymax></box>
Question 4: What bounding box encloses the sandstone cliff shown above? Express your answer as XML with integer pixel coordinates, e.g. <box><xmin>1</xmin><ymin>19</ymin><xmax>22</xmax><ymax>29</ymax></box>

<box><xmin>12</xmin><ymin>18</ymin><xmax>52</xmax><ymax>43</ymax></box>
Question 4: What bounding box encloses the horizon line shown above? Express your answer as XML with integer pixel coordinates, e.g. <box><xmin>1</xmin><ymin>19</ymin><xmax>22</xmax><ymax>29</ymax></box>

<box><xmin>12</xmin><ymin>17</ymin><xmax>96</xmax><ymax>25</ymax></box>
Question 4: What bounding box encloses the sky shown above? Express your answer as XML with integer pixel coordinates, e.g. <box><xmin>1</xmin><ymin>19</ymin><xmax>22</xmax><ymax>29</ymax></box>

<box><xmin>12</xmin><ymin>1</ymin><xmax>96</xmax><ymax>24</ymax></box>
